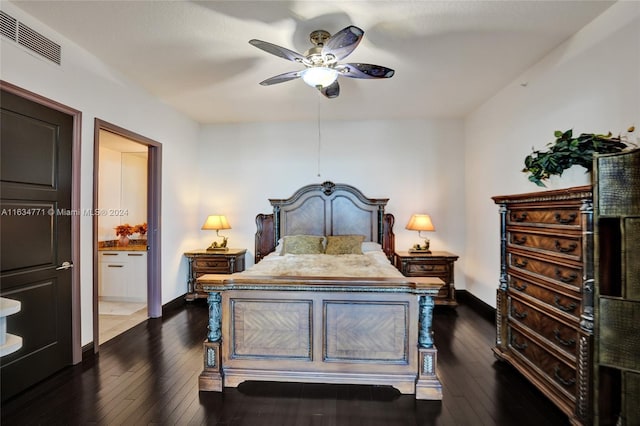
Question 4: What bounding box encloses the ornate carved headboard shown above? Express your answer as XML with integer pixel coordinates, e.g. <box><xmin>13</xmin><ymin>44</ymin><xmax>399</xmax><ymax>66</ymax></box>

<box><xmin>255</xmin><ymin>181</ymin><xmax>395</xmax><ymax>263</ymax></box>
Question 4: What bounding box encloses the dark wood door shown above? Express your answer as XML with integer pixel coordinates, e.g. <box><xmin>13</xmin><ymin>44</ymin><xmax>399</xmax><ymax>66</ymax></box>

<box><xmin>1</xmin><ymin>89</ymin><xmax>73</xmax><ymax>401</ymax></box>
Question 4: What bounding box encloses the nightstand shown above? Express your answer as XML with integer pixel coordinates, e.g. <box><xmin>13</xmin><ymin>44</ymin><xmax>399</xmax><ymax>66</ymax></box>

<box><xmin>184</xmin><ymin>248</ymin><xmax>246</xmax><ymax>301</ymax></box>
<box><xmin>395</xmin><ymin>251</ymin><xmax>459</xmax><ymax>306</ymax></box>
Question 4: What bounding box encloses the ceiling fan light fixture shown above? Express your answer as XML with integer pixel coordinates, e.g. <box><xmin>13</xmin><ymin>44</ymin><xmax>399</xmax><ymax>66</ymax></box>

<box><xmin>301</xmin><ymin>67</ymin><xmax>338</xmax><ymax>88</ymax></box>
<box><xmin>249</xmin><ymin>26</ymin><xmax>393</xmax><ymax>98</ymax></box>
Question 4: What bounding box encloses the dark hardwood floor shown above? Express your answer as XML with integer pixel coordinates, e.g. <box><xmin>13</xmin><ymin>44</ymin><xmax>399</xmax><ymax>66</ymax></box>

<box><xmin>1</xmin><ymin>297</ymin><xmax>569</xmax><ymax>425</ymax></box>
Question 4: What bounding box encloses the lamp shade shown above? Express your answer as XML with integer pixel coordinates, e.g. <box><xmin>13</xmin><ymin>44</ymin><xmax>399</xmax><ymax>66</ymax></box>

<box><xmin>405</xmin><ymin>214</ymin><xmax>435</xmax><ymax>232</ymax></box>
<box><xmin>201</xmin><ymin>215</ymin><xmax>231</xmax><ymax>231</ymax></box>
<box><xmin>301</xmin><ymin>67</ymin><xmax>338</xmax><ymax>88</ymax></box>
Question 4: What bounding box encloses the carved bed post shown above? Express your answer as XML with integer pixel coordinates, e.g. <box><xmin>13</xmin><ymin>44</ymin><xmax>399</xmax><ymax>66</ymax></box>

<box><xmin>418</xmin><ymin>295</ymin><xmax>434</xmax><ymax>348</ymax></box>
<box><xmin>416</xmin><ymin>295</ymin><xmax>441</xmax><ymax>399</ymax></box>
<box><xmin>273</xmin><ymin>205</ymin><xmax>281</xmax><ymax>243</ymax></box>
<box><xmin>377</xmin><ymin>205</ymin><xmax>385</xmax><ymax>246</ymax></box>
<box><xmin>383</xmin><ymin>213</ymin><xmax>395</xmax><ymax>262</ymax></box>
<box><xmin>199</xmin><ymin>292</ymin><xmax>222</xmax><ymax>391</ymax></box>
<box><xmin>255</xmin><ymin>213</ymin><xmax>275</xmax><ymax>263</ymax></box>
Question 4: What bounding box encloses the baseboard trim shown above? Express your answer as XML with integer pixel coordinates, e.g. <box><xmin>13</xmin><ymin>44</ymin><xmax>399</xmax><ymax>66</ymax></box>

<box><xmin>456</xmin><ymin>290</ymin><xmax>495</xmax><ymax>324</ymax></box>
<box><xmin>162</xmin><ymin>294</ymin><xmax>189</xmax><ymax>316</ymax></box>
<box><xmin>82</xmin><ymin>342</ymin><xmax>95</xmax><ymax>361</ymax></box>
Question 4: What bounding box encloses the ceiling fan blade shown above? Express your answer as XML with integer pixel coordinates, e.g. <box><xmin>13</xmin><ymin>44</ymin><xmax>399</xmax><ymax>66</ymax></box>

<box><xmin>259</xmin><ymin>70</ymin><xmax>303</xmax><ymax>86</ymax></box>
<box><xmin>249</xmin><ymin>39</ymin><xmax>306</xmax><ymax>63</ymax></box>
<box><xmin>322</xmin><ymin>26</ymin><xmax>363</xmax><ymax>61</ymax></box>
<box><xmin>337</xmin><ymin>63</ymin><xmax>395</xmax><ymax>79</ymax></box>
<box><xmin>318</xmin><ymin>81</ymin><xmax>340</xmax><ymax>99</ymax></box>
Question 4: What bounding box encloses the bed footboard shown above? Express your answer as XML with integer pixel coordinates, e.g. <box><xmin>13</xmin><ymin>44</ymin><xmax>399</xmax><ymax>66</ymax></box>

<box><xmin>196</xmin><ymin>275</ymin><xmax>443</xmax><ymax>400</ymax></box>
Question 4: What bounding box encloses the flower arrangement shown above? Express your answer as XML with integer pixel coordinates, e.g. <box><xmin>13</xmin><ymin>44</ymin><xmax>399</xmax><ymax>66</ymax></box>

<box><xmin>133</xmin><ymin>223</ymin><xmax>148</xmax><ymax>236</ymax></box>
<box><xmin>115</xmin><ymin>222</ymin><xmax>147</xmax><ymax>237</ymax></box>
<box><xmin>115</xmin><ymin>223</ymin><xmax>134</xmax><ymax>237</ymax></box>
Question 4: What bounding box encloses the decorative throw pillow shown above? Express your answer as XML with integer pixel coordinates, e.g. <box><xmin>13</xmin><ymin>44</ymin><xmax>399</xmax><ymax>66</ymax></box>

<box><xmin>280</xmin><ymin>235</ymin><xmax>325</xmax><ymax>255</ymax></box>
<box><xmin>325</xmin><ymin>235</ymin><xmax>365</xmax><ymax>255</ymax></box>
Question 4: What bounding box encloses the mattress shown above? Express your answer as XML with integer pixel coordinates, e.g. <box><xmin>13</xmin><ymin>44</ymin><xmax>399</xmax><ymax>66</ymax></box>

<box><xmin>239</xmin><ymin>251</ymin><xmax>404</xmax><ymax>278</ymax></box>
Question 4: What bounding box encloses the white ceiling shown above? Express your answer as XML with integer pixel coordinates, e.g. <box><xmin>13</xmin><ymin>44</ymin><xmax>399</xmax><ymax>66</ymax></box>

<box><xmin>10</xmin><ymin>0</ymin><xmax>615</xmax><ymax>124</ymax></box>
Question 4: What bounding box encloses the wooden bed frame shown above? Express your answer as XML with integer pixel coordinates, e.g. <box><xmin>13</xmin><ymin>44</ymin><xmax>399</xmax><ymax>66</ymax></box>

<box><xmin>196</xmin><ymin>181</ymin><xmax>443</xmax><ymax>399</ymax></box>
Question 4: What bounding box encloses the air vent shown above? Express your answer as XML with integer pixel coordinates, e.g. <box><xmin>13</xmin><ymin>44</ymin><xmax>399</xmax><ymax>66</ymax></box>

<box><xmin>0</xmin><ymin>10</ymin><xmax>61</xmax><ymax>65</ymax></box>
<box><xmin>18</xmin><ymin>22</ymin><xmax>61</xmax><ymax>65</ymax></box>
<box><xmin>1</xmin><ymin>11</ymin><xmax>17</xmax><ymax>41</ymax></box>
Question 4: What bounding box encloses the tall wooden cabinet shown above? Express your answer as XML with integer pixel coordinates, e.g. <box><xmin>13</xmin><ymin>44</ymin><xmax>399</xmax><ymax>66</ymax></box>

<box><xmin>593</xmin><ymin>148</ymin><xmax>640</xmax><ymax>426</ymax></box>
<box><xmin>492</xmin><ymin>186</ymin><xmax>594</xmax><ymax>425</ymax></box>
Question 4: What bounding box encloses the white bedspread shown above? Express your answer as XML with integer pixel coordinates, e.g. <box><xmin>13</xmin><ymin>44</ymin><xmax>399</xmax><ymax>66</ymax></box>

<box><xmin>239</xmin><ymin>251</ymin><xmax>404</xmax><ymax>278</ymax></box>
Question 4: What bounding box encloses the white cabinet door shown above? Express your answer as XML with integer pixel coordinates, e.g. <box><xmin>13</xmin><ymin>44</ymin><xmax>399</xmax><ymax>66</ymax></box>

<box><xmin>126</xmin><ymin>252</ymin><xmax>147</xmax><ymax>302</ymax></box>
<box><xmin>99</xmin><ymin>252</ymin><xmax>127</xmax><ymax>300</ymax></box>
<box><xmin>99</xmin><ymin>251</ymin><xmax>146</xmax><ymax>302</ymax></box>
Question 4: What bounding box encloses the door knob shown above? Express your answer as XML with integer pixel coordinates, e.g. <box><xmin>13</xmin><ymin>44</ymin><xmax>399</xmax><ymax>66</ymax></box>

<box><xmin>56</xmin><ymin>261</ymin><xmax>74</xmax><ymax>270</ymax></box>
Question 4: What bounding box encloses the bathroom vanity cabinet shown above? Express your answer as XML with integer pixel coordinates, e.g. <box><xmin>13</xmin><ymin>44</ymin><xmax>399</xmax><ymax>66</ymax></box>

<box><xmin>99</xmin><ymin>250</ymin><xmax>147</xmax><ymax>302</ymax></box>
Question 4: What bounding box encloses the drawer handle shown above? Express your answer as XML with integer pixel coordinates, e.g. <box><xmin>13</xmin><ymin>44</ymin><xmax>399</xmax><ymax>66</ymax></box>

<box><xmin>553</xmin><ymin>366</ymin><xmax>576</xmax><ymax>387</ymax></box>
<box><xmin>554</xmin><ymin>240</ymin><xmax>578</xmax><ymax>253</ymax></box>
<box><xmin>102</xmin><ymin>253</ymin><xmax>119</xmax><ymax>256</ymax></box>
<box><xmin>128</xmin><ymin>253</ymin><xmax>144</xmax><ymax>256</ymax></box>
<box><xmin>511</xmin><ymin>212</ymin><xmax>528</xmax><ymax>222</ymax></box>
<box><xmin>554</xmin><ymin>213</ymin><xmax>577</xmax><ymax>224</ymax></box>
<box><xmin>511</xmin><ymin>337</ymin><xmax>528</xmax><ymax>351</ymax></box>
<box><xmin>108</xmin><ymin>264</ymin><xmax>124</xmax><ymax>268</ymax></box>
<box><xmin>553</xmin><ymin>296</ymin><xmax>577</xmax><ymax>312</ymax></box>
<box><xmin>553</xmin><ymin>329</ymin><xmax>576</xmax><ymax>347</ymax></box>
<box><xmin>512</xmin><ymin>235</ymin><xmax>527</xmax><ymax>245</ymax></box>
<box><xmin>511</xmin><ymin>307</ymin><xmax>528</xmax><ymax>320</ymax></box>
<box><xmin>513</xmin><ymin>259</ymin><xmax>528</xmax><ymax>268</ymax></box>
<box><xmin>555</xmin><ymin>269</ymin><xmax>578</xmax><ymax>283</ymax></box>
<box><xmin>512</xmin><ymin>281</ymin><xmax>528</xmax><ymax>292</ymax></box>
<box><xmin>419</xmin><ymin>265</ymin><xmax>436</xmax><ymax>271</ymax></box>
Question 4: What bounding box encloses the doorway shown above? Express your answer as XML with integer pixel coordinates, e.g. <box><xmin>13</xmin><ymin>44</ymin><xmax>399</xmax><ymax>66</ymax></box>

<box><xmin>93</xmin><ymin>120</ymin><xmax>162</xmax><ymax>350</ymax></box>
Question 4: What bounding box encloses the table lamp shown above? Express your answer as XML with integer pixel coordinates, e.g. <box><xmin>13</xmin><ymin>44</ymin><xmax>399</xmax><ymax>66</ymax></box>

<box><xmin>406</xmin><ymin>214</ymin><xmax>435</xmax><ymax>253</ymax></box>
<box><xmin>202</xmin><ymin>215</ymin><xmax>231</xmax><ymax>251</ymax></box>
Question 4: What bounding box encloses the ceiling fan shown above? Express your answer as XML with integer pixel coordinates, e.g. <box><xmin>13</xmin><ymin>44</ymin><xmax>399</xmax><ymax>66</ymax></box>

<box><xmin>249</xmin><ymin>25</ymin><xmax>394</xmax><ymax>99</ymax></box>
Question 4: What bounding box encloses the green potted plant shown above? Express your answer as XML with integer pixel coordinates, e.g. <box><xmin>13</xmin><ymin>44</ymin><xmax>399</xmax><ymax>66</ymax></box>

<box><xmin>523</xmin><ymin>126</ymin><xmax>635</xmax><ymax>187</ymax></box>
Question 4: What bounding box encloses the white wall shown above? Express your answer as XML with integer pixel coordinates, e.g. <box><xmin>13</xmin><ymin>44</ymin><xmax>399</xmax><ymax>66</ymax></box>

<box><xmin>464</xmin><ymin>2</ymin><xmax>640</xmax><ymax>307</ymax></box>
<box><xmin>197</xmin><ymin>118</ymin><xmax>467</xmax><ymax>275</ymax></box>
<box><xmin>1</xmin><ymin>2</ymin><xmax>202</xmax><ymax>345</ymax></box>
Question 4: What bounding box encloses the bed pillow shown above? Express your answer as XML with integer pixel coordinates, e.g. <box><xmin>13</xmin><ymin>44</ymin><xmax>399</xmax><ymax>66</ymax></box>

<box><xmin>325</xmin><ymin>235</ymin><xmax>365</xmax><ymax>255</ymax></box>
<box><xmin>361</xmin><ymin>241</ymin><xmax>383</xmax><ymax>253</ymax></box>
<box><xmin>280</xmin><ymin>235</ymin><xmax>325</xmax><ymax>255</ymax></box>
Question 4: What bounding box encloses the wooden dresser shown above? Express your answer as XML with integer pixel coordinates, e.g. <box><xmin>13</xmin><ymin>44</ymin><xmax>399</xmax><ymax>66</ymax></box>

<box><xmin>492</xmin><ymin>186</ymin><xmax>594</xmax><ymax>425</ymax></box>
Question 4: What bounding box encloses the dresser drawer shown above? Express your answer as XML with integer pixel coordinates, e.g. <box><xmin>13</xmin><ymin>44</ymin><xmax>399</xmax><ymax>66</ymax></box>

<box><xmin>508</xmin><ymin>229</ymin><xmax>582</xmax><ymax>262</ymax></box>
<box><xmin>509</xmin><ymin>326</ymin><xmax>577</xmax><ymax>400</ymax></box>
<box><xmin>508</xmin><ymin>253</ymin><xmax>582</xmax><ymax>289</ymax></box>
<box><xmin>405</xmin><ymin>262</ymin><xmax>448</xmax><ymax>276</ymax></box>
<box><xmin>509</xmin><ymin>297</ymin><xmax>578</xmax><ymax>357</ymax></box>
<box><xmin>508</xmin><ymin>207</ymin><xmax>582</xmax><ymax>228</ymax></box>
<box><xmin>194</xmin><ymin>258</ymin><xmax>230</xmax><ymax>271</ymax></box>
<box><xmin>509</xmin><ymin>274</ymin><xmax>581</xmax><ymax>321</ymax></box>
